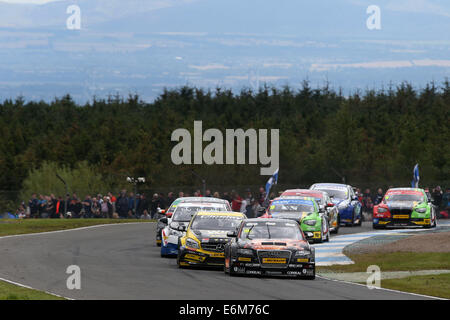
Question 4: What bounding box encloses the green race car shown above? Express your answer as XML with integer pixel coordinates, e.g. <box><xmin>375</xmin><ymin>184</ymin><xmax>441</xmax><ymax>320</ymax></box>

<box><xmin>261</xmin><ymin>196</ymin><xmax>330</xmax><ymax>243</ymax></box>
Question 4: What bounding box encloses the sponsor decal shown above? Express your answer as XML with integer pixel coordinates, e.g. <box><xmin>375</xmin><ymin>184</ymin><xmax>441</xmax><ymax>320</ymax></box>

<box><xmin>313</xmin><ymin>232</ymin><xmax>321</xmax><ymax>238</ymax></box>
<box><xmin>262</xmin><ymin>258</ymin><xmax>286</xmax><ymax>264</ymax></box>
<box><xmin>393</xmin><ymin>214</ymin><xmax>409</xmax><ymax>219</ymax></box>
<box><xmin>238</xmin><ymin>257</ymin><xmax>252</xmax><ymax>262</ymax></box>
<box><xmin>185</xmin><ymin>254</ymin><xmax>205</xmax><ymax>262</ymax></box>
<box><xmin>297</xmin><ymin>258</ymin><xmax>309</xmax><ymax>263</ymax></box>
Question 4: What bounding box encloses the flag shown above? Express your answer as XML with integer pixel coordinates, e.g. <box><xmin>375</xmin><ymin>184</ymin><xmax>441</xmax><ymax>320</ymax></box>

<box><xmin>411</xmin><ymin>164</ymin><xmax>419</xmax><ymax>188</ymax></box>
<box><xmin>265</xmin><ymin>168</ymin><xmax>279</xmax><ymax>200</ymax></box>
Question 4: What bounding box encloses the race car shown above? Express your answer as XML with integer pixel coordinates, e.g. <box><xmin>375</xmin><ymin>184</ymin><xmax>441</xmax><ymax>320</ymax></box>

<box><xmin>156</xmin><ymin>197</ymin><xmax>231</xmax><ymax>246</ymax></box>
<box><xmin>160</xmin><ymin>201</ymin><xmax>232</xmax><ymax>257</ymax></box>
<box><xmin>373</xmin><ymin>188</ymin><xmax>437</xmax><ymax>229</ymax></box>
<box><xmin>310</xmin><ymin>183</ymin><xmax>362</xmax><ymax>226</ymax></box>
<box><xmin>224</xmin><ymin>218</ymin><xmax>315</xmax><ymax>279</ymax></box>
<box><xmin>176</xmin><ymin>211</ymin><xmax>246</xmax><ymax>267</ymax></box>
<box><xmin>260</xmin><ymin>197</ymin><xmax>330</xmax><ymax>243</ymax></box>
<box><xmin>281</xmin><ymin>189</ymin><xmax>340</xmax><ymax>233</ymax></box>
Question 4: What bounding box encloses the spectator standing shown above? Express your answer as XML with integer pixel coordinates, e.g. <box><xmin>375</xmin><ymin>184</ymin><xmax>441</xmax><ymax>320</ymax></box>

<box><xmin>373</xmin><ymin>188</ymin><xmax>384</xmax><ymax>205</ymax></box>
<box><xmin>231</xmin><ymin>192</ymin><xmax>242</xmax><ymax>212</ymax></box>
<box><xmin>222</xmin><ymin>191</ymin><xmax>232</xmax><ymax>204</ymax></box>
<box><xmin>362</xmin><ymin>188</ymin><xmax>374</xmax><ymax>216</ymax></box>
<box><xmin>213</xmin><ymin>191</ymin><xmax>220</xmax><ymax>199</ymax></box>
<box><xmin>28</xmin><ymin>193</ymin><xmax>39</xmax><ymax>218</ymax></box>
<box><xmin>432</xmin><ymin>186</ymin><xmax>443</xmax><ymax>207</ymax></box>
<box><xmin>101</xmin><ymin>196</ymin><xmax>113</xmax><ymax>218</ymax></box>
<box><xmin>150</xmin><ymin>193</ymin><xmax>163</xmax><ymax>218</ymax></box>
<box><xmin>82</xmin><ymin>195</ymin><xmax>93</xmax><ymax>218</ymax></box>
<box><xmin>166</xmin><ymin>192</ymin><xmax>175</xmax><ymax>207</ymax></box>
<box><xmin>136</xmin><ymin>193</ymin><xmax>149</xmax><ymax>218</ymax></box>
<box><xmin>205</xmin><ymin>189</ymin><xmax>212</xmax><ymax>197</ymax></box>
<box><xmin>91</xmin><ymin>197</ymin><xmax>101</xmax><ymax>218</ymax></box>
<box><xmin>258</xmin><ymin>187</ymin><xmax>266</xmax><ymax>205</ymax></box>
<box><xmin>116</xmin><ymin>190</ymin><xmax>129</xmax><ymax>218</ymax></box>
<box><xmin>38</xmin><ymin>194</ymin><xmax>47</xmax><ymax>218</ymax></box>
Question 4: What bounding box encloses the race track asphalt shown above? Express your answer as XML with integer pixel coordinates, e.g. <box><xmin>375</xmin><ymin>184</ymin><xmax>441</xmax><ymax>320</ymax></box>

<box><xmin>0</xmin><ymin>222</ymin><xmax>434</xmax><ymax>300</ymax></box>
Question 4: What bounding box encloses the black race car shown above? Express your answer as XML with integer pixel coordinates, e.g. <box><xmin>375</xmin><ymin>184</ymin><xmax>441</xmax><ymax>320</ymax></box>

<box><xmin>224</xmin><ymin>218</ymin><xmax>315</xmax><ymax>279</ymax></box>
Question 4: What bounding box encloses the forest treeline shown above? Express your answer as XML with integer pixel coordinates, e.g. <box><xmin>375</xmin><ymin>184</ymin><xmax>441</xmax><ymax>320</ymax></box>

<box><xmin>0</xmin><ymin>81</ymin><xmax>449</xmax><ymax>210</ymax></box>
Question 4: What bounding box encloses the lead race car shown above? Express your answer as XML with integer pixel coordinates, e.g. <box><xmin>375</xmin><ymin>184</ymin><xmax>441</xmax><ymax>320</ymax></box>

<box><xmin>373</xmin><ymin>188</ymin><xmax>437</xmax><ymax>229</ymax></box>
<box><xmin>310</xmin><ymin>183</ymin><xmax>362</xmax><ymax>226</ymax></box>
<box><xmin>160</xmin><ymin>201</ymin><xmax>231</xmax><ymax>257</ymax></box>
<box><xmin>260</xmin><ymin>197</ymin><xmax>330</xmax><ymax>243</ymax></box>
<box><xmin>224</xmin><ymin>218</ymin><xmax>315</xmax><ymax>279</ymax></box>
<box><xmin>177</xmin><ymin>211</ymin><xmax>246</xmax><ymax>267</ymax></box>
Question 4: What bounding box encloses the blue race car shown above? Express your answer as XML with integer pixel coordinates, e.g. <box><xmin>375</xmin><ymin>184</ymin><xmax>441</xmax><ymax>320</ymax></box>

<box><xmin>310</xmin><ymin>183</ymin><xmax>362</xmax><ymax>226</ymax></box>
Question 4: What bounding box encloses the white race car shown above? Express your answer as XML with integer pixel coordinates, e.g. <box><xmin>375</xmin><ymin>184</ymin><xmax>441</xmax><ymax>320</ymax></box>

<box><xmin>160</xmin><ymin>201</ymin><xmax>231</xmax><ymax>257</ymax></box>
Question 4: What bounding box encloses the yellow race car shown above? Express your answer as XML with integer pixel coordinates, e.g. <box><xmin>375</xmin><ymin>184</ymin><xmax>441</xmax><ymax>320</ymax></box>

<box><xmin>176</xmin><ymin>211</ymin><xmax>246</xmax><ymax>268</ymax></box>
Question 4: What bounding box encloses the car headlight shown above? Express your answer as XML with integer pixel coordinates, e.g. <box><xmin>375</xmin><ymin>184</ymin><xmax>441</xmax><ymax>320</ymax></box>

<box><xmin>415</xmin><ymin>207</ymin><xmax>427</xmax><ymax>213</ymax></box>
<box><xmin>237</xmin><ymin>248</ymin><xmax>253</xmax><ymax>255</ymax></box>
<box><xmin>303</xmin><ymin>219</ymin><xmax>317</xmax><ymax>226</ymax></box>
<box><xmin>169</xmin><ymin>228</ymin><xmax>182</xmax><ymax>236</ymax></box>
<box><xmin>378</xmin><ymin>207</ymin><xmax>388</xmax><ymax>213</ymax></box>
<box><xmin>185</xmin><ymin>238</ymin><xmax>199</xmax><ymax>249</ymax></box>
<box><xmin>295</xmin><ymin>250</ymin><xmax>311</xmax><ymax>257</ymax></box>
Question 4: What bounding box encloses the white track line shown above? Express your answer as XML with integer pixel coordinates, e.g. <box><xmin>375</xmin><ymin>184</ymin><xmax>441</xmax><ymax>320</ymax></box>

<box><xmin>316</xmin><ymin>275</ymin><xmax>447</xmax><ymax>300</ymax></box>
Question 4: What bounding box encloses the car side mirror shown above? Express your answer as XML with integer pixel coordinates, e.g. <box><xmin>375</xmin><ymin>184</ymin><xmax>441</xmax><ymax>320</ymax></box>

<box><xmin>326</xmin><ymin>202</ymin><xmax>334</xmax><ymax>207</ymax></box>
<box><xmin>160</xmin><ymin>209</ymin><xmax>166</xmax><ymax>215</ymax></box>
<box><xmin>256</xmin><ymin>207</ymin><xmax>266</xmax><ymax>217</ymax></box>
<box><xmin>227</xmin><ymin>231</ymin><xmax>237</xmax><ymax>237</ymax></box>
<box><xmin>319</xmin><ymin>205</ymin><xmax>325</xmax><ymax>213</ymax></box>
<box><xmin>159</xmin><ymin>217</ymin><xmax>168</xmax><ymax>224</ymax></box>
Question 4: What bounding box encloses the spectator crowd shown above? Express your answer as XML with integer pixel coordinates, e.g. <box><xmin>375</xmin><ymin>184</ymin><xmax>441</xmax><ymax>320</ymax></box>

<box><xmin>12</xmin><ymin>185</ymin><xmax>449</xmax><ymax>220</ymax></box>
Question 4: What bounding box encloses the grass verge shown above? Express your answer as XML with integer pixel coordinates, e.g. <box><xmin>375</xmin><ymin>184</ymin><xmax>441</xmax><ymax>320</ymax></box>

<box><xmin>0</xmin><ymin>218</ymin><xmax>153</xmax><ymax>237</ymax></box>
<box><xmin>0</xmin><ymin>280</ymin><xmax>64</xmax><ymax>300</ymax></box>
<box><xmin>377</xmin><ymin>273</ymin><xmax>450</xmax><ymax>299</ymax></box>
<box><xmin>317</xmin><ymin>252</ymin><xmax>450</xmax><ymax>273</ymax></box>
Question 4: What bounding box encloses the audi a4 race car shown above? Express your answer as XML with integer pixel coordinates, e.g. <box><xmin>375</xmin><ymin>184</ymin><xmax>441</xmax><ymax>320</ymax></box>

<box><xmin>261</xmin><ymin>197</ymin><xmax>330</xmax><ymax>243</ymax></box>
<box><xmin>177</xmin><ymin>211</ymin><xmax>246</xmax><ymax>268</ymax></box>
<box><xmin>281</xmin><ymin>189</ymin><xmax>340</xmax><ymax>233</ymax></box>
<box><xmin>373</xmin><ymin>188</ymin><xmax>437</xmax><ymax>229</ymax></box>
<box><xmin>161</xmin><ymin>201</ymin><xmax>232</xmax><ymax>257</ymax></box>
<box><xmin>310</xmin><ymin>183</ymin><xmax>362</xmax><ymax>226</ymax></box>
<box><xmin>156</xmin><ymin>197</ymin><xmax>231</xmax><ymax>246</ymax></box>
<box><xmin>224</xmin><ymin>218</ymin><xmax>315</xmax><ymax>279</ymax></box>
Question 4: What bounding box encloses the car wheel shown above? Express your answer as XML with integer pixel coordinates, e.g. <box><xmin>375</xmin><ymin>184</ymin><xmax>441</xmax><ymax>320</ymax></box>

<box><xmin>316</xmin><ymin>224</ymin><xmax>324</xmax><ymax>243</ymax></box>
<box><xmin>323</xmin><ymin>220</ymin><xmax>330</xmax><ymax>242</ymax></box>
<box><xmin>332</xmin><ymin>214</ymin><xmax>340</xmax><ymax>234</ymax></box>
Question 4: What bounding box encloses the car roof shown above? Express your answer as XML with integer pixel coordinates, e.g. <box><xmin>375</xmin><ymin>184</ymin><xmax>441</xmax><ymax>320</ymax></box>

<box><xmin>177</xmin><ymin>197</ymin><xmax>229</xmax><ymax>203</ymax></box>
<box><xmin>311</xmin><ymin>183</ymin><xmax>349</xmax><ymax>189</ymax></box>
<box><xmin>243</xmin><ymin>218</ymin><xmax>299</xmax><ymax>223</ymax></box>
<box><xmin>195</xmin><ymin>211</ymin><xmax>245</xmax><ymax>217</ymax></box>
<box><xmin>282</xmin><ymin>189</ymin><xmax>325</xmax><ymax>197</ymax></box>
<box><xmin>386</xmin><ymin>188</ymin><xmax>424</xmax><ymax>194</ymax></box>
<box><xmin>175</xmin><ymin>202</ymin><xmax>228</xmax><ymax>207</ymax></box>
<box><xmin>272</xmin><ymin>196</ymin><xmax>316</xmax><ymax>202</ymax></box>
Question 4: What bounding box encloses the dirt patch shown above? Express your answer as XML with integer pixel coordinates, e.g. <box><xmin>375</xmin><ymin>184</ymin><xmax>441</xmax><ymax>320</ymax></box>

<box><xmin>346</xmin><ymin>231</ymin><xmax>450</xmax><ymax>254</ymax></box>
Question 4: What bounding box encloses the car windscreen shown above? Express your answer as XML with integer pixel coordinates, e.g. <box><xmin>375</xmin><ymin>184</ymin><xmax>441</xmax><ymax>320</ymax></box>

<box><xmin>240</xmin><ymin>221</ymin><xmax>304</xmax><ymax>240</ymax></box>
<box><xmin>316</xmin><ymin>188</ymin><xmax>348</xmax><ymax>200</ymax></box>
<box><xmin>172</xmin><ymin>204</ymin><xmax>227</xmax><ymax>221</ymax></box>
<box><xmin>190</xmin><ymin>215</ymin><xmax>243</xmax><ymax>231</ymax></box>
<box><xmin>269</xmin><ymin>202</ymin><xmax>315</xmax><ymax>213</ymax></box>
<box><xmin>385</xmin><ymin>194</ymin><xmax>424</xmax><ymax>203</ymax></box>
